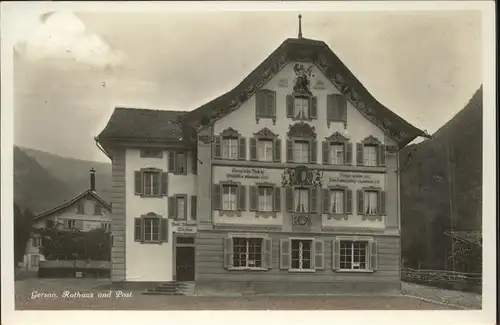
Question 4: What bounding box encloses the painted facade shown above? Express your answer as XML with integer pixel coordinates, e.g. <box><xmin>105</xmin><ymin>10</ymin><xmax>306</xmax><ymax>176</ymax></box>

<box><xmin>97</xmin><ymin>35</ymin><xmax>427</xmax><ymax>294</ymax></box>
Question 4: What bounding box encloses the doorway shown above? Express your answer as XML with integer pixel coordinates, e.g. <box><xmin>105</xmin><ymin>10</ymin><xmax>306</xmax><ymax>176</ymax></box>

<box><xmin>174</xmin><ymin>236</ymin><xmax>195</xmax><ymax>282</ymax></box>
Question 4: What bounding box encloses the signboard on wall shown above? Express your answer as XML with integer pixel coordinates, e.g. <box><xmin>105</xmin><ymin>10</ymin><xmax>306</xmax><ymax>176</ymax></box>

<box><xmin>328</xmin><ymin>172</ymin><xmax>381</xmax><ymax>185</ymax></box>
<box><xmin>172</xmin><ymin>221</ymin><xmax>197</xmax><ymax>234</ymax></box>
<box><xmin>226</xmin><ymin>168</ymin><xmax>269</xmax><ymax>180</ymax></box>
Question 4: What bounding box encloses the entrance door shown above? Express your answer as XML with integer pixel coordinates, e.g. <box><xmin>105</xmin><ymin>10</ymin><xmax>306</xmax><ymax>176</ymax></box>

<box><xmin>176</xmin><ymin>246</ymin><xmax>195</xmax><ymax>281</ymax></box>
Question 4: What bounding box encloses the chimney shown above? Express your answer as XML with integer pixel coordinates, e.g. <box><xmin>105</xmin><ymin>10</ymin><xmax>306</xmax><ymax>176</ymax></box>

<box><xmin>90</xmin><ymin>167</ymin><xmax>96</xmax><ymax>192</ymax></box>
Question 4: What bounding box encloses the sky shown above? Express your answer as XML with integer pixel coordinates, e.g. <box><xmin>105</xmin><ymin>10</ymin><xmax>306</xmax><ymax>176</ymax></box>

<box><xmin>12</xmin><ymin>9</ymin><xmax>483</xmax><ymax>163</ymax></box>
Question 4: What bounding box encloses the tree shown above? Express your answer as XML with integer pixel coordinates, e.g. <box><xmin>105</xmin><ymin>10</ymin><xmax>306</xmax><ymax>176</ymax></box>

<box><xmin>14</xmin><ymin>202</ymin><xmax>34</xmax><ymax>266</ymax></box>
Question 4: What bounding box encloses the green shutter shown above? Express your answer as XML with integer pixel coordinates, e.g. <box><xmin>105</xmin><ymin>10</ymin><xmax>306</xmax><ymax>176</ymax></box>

<box><xmin>263</xmin><ymin>238</ymin><xmax>273</xmax><ymax>269</ymax></box>
<box><xmin>280</xmin><ymin>239</ymin><xmax>291</xmax><ymax>269</ymax></box>
<box><xmin>339</xmin><ymin>95</ymin><xmax>347</xmax><ymax>122</ymax></box>
<box><xmin>191</xmin><ymin>195</ymin><xmax>197</xmax><ymax>220</ymax></box>
<box><xmin>134</xmin><ymin>171</ymin><xmax>143</xmax><ymax>195</ymax></box>
<box><xmin>326</xmin><ymin>94</ymin><xmax>335</xmax><ymax>120</ymax></box>
<box><xmin>249</xmin><ymin>186</ymin><xmax>258</xmax><ymax>211</ymax></box>
<box><xmin>378</xmin><ymin>144</ymin><xmax>386</xmax><ymax>166</ymax></box>
<box><xmin>314</xmin><ymin>240</ymin><xmax>324</xmax><ymax>270</ymax></box>
<box><xmin>250</xmin><ymin>138</ymin><xmax>257</xmax><ymax>161</ymax></box>
<box><xmin>345</xmin><ymin>189</ymin><xmax>353</xmax><ymax>214</ymax></box>
<box><xmin>286</xmin><ymin>187</ymin><xmax>294</xmax><ymax>212</ymax></box>
<box><xmin>369</xmin><ymin>241</ymin><xmax>378</xmax><ymax>270</ymax></box>
<box><xmin>134</xmin><ymin>218</ymin><xmax>142</xmax><ymax>242</ymax></box>
<box><xmin>238</xmin><ymin>185</ymin><xmax>246</xmax><ymax>210</ymax></box>
<box><xmin>332</xmin><ymin>239</ymin><xmax>340</xmax><ymax>270</ymax></box>
<box><xmin>321</xmin><ymin>189</ymin><xmax>330</xmax><ymax>214</ymax></box>
<box><xmin>310</xmin><ymin>188</ymin><xmax>318</xmax><ymax>213</ymax></box>
<box><xmin>310</xmin><ymin>96</ymin><xmax>317</xmax><ymax>118</ymax></box>
<box><xmin>256</xmin><ymin>90</ymin><xmax>266</xmax><ymax>117</ymax></box>
<box><xmin>286</xmin><ymin>94</ymin><xmax>294</xmax><ymax>118</ymax></box>
<box><xmin>223</xmin><ymin>237</ymin><xmax>233</xmax><ymax>269</ymax></box>
<box><xmin>213</xmin><ymin>136</ymin><xmax>222</xmax><ymax>159</ymax></box>
<box><xmin>379</xmin><ymin>191</ymin><xmax>386</xmax><ymax>215</ymax></box>
<box><xmin>274</xmin><ymin>139</ymin><xmax>281</xmax><ymax>162</ymax></box>
<box><xmin>357</xmin><ymin>190</ymin><xmax>364</xmax><ymax>215</ymax></box>
<box><xmin>273</xmin><ymin>187</ymin><xmax>281</xmax><ymax>212</ymax></box>
<box><xmin>168</xmin><ymin>152</ymin><xmax>175</xmax><ymax>172</ymax></box>
<box><xmin>160</xmin><ymin>218</ymin><xmax>169</xmax><ymax>242</ymax></box>
<box><xmin>239</xmin><ymin>137</ymin><xmax>246</xmax><ymax>160</ymax></box>
<box><xmin>160</xmin><ymin>172</ymin><xmax>168</xmax><ymax>196</ymax></box>
<box><xmin>322</xmin><ymin>141</ymin><xmax>329</xmax><ymax>164</ymax></box>
<box><xmin>345</xmin><ymin>142</ymin><xmax>353</xmax><ymax>165</ymax></box>
<box><xmin>286</xmin><ymin>140</ymin><xmax>293</xmax><ymax>162</ymax></box>
<box><xmin>168</xmin><ymin>197</ymin><xmax>176</xmax><ymax>219</ymax></box>
<box><xmin>310</xmin><ymin>140</ymin><xmax>317</xmax><ymax>164</ymax></box>
<box><xmin>212</xmin><ymin>184</ymin><xmax>221</xmax><ymax>210</ymax></box>
<box><xmin>266</xmin><ymin>91</ymin><xmax>276</xmax><ymax>117</ymax></box>
<box><xmin>356</xmin><ymin>143</ymin><xmax>364</xmax><ymax>166</ymax></box>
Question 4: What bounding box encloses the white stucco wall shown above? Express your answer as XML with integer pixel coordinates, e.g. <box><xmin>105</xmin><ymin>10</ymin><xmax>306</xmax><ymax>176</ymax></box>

<box><xmin>125</xmin><ymin>148</ymin><xmax>196</xmax><ymax>281</ymax></box>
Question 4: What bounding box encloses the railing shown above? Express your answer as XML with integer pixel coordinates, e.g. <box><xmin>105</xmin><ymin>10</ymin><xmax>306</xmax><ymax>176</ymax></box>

<box><xmin>401</xmin><ymin>268</ymin><xmax>482</xmax><ymax>293</ymax></box>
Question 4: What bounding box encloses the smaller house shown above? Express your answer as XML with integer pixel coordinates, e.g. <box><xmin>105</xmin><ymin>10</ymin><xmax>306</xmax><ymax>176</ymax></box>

<box><xmin>23</xmin><ymin>168</ymin><xmax>112</xmax><ymax>271</ymax></box>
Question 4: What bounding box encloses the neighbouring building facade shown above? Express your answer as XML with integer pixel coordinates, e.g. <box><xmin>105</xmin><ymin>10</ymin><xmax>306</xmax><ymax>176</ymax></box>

<box><xmin>97</xmin><ymin>28</ymin><xmax>427</xmax><ymax>294</ymax></box>
<box><xmin>24</xmin><ymin>169</ymin><xmax>112</xmax><ymax>271</ymax></box>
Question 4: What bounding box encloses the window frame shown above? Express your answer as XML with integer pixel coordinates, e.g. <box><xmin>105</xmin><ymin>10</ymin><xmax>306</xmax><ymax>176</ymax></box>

<box><xmin>357</xmin><ymin>186</ymin><xmax>386</xmax><ymax>221</ymax></box>
<box><xmin>221</xmin><ymin>183</ymin><xmax>239</xmax><ymax>212</ymax></box>
<box><xmin>140</xmin><ymin>149</ymin><xmax>163</xmax><ymax>159</ymax></box>
<box><xmin>293</xmin><ymin>187</ymin><xmax>311</xmax><ymax>213</ymax></box>
<box><xmin>175</xmin><ymin>194</ymin><xmax>188</xmax><ymax>220</ymax></box>
<box><xmin>93</xmin><ymin>204</ymin><xmax>102</xmax><ymax>215</ymax></box>
<box><xmin>134</xmin><ymin>213</ymin><xmax>169</xmax><ymax>244</ymax></box>
<box><xmin>255</xmin><ymin>89</ymin><xmax>277</xmax><ymax>124</ymax></box>
<box><xmin>333</xmin><ymin>236</ymin><xmax>377</xmax><ymax>273</ymax></box>
<box><xmin>213</xmin><ymin>181</ymin><xmax>245</xmax><ymax>217</ymax></box>
<box><xmin>169</xmin><ymin>151</ymin><xmax>188</xmax><ymax>175</ymax></box>
<box><xmin>225</xmin><ymin>233</ymin><xmax>271</xmax><ymax>271</ymax></box>
<box><xmin>101</xmin><ymin>222</ymin><xmax>111</xmax><ymax>231</ymax></box>
<box><xmin>136</xmin><ymin>168</ymin><xmax>166</xmax><ymax>198</ymax></box>
<box><xmin>287</xmin><ymin>94</ymin><xmax>318</xmax><ymax>122</ymax></box>
<box><xmin>76</xmin><ymin>201</ymin><xmax>85</xmax><ymax>214</ymax></box>
<box><xmin>289</xmin><ymin>237</ymin><xmax>316</xmax><ymax>273</ymax></box>
<box><xmin>357</xmin><ymin>135</ymin><xmax>386</xmax><ymax>167</ymax></box>
<box><xmin>213</xmin><ymin>127</ymin><xmax>246</xmax><ymax>161</ymax></box>
<box><xmin>286</xmin><ymin>123</ymin><xmax>317</xmax><ymax>164</ymax></box>
<box><xmin>250</xmin><ymin>127</ymin><xmax>281</xmax><ymax>163</ymax></box>
<box><xmin>232</xmin><ymin>237</ymin><xmax>265</xmax><ymax>269</ymax></box>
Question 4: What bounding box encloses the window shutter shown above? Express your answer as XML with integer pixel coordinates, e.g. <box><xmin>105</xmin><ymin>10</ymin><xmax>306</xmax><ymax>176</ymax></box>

<box><xmin>322</xmin><ymin>141</ymin><xmax>329</xmax><ymax>164</ymax></box>
<box><xmin>339</xmin><ymin>96</ymin><xmax>348</xmax><ymax>122</ymax></box>
<box><xmin>168</xmin><ymin>197</ymin><xmax>176</xmax><ymax>219</ymax></box>
<box><xmin>273</xmin><ymin>139</ymin><xmax>281</xmax><ymax>162</ymax></box>
<box><xmin>369</xmin><ymin>241</ymin><xmax>378</xmax><ymax>270</ymax></box>
<box><xmin>250</xmin><ymin>138</ymin><xmax>257</xmax><ymax>161</ymax></box>
<box><xmin>134</xmin><ymin>218</ymin><xmax>142</xmax><ymax>242</ymax></box>
<box><xmin>266</xmin><ymin>91</ymin><xmax>276</xmax><ymax>117</ymax></box>
<box><xmin>332</xmin><ymin>239</ymin><xmax>340</xmax><ymax>270</ymax></box>
<box><xmin>357</xmin><ymin>190</ymin><xmax>364</xmax><ymax>215</ymax></box>
<box><xmin>326</xmin><ymin>94</ymin><xmax>336</xmax><ymax>120</ymax></box>
<box><xmin>310</xmin><ymin>140</ymin><xmax>317</xmax><ymax>164</ymax></box>
<box><xmin>239</xmin><ymin>137</ymin><xmax>246</xmax><ymax>160</ymax></box>
<box><xmin>310</xmin><ymin>96</ymin><xmax>317</xmax><ymax>119</ymax></box>
<box><xmin>314</xmin><ymin>240</ymin><xmax>324</xmax><ymax>270</ymax></box>
<box><xmin>345</xmin><ymin>142</ymin><xmax>353</xmax><ymax>165</ymax></box>
<box><xmin>256</xmin><ymin>90</ymin><xmax>266</xmax><ymax>117</ymax></box>
<box><xmin>238</xmin><ymin>185</ymin><xmax>246</xmax><ymax>211</ymax></box>
<box><xmin>356</xmin><ymin>143</ymin><xmax>364</xmax><ymax>165</ymax></box>
<box><xmin>212</xmin><ymin>184</ymin><xmax>221</xmax><ymax>210</ymax></box>
<box><xmin>191</xmin><ymin>196</ymin><xmax>197</xmax><ymax>220</ymax></box>
<box><xmin>280</xmin><ymin>239</ymin><xmax>291</xmax><ymax>269</ymax></box>
<box><xmin>286</xmin><ymin>140</ymin><xmax>293</xmax><ymax>162</ymax></box>
<box><xmin>321</xmin><ymin>188</ymin><xmax>330</xmax><ymax>213</ymax></box>
<box><xmin>134</xmin><ymin>171</ymin><xmax>143</xmax><ymax>195</ymax></box>
<box><xmin>263</xmin><ymin>238</ymin><xmax>273</xmax><ymax>269</ymax></box>
<box><xmin>168</xmin><ymin>152</ymin><xmax>175</xmax><ymax>173</ymax></box>
<box><xmin>345</xmin><ymin>189</ymin><xmax>353</xmax><ymax>214</ymax></box>
<box><xmin>249</xmin><ymin>186</ymin><xmax>258</xmax><ymax>211</ymax></box>
<box><xmin>192</xmin><ymin>152</ymin><xmax>198</xmax><ymax>174</ymax></box>
<box><xmin>378</xmin><ymin>144</ymin><xmax>386</xmax><ymax>166</ymax></box>
<box><xmin>160</xmin><ymin>172</ymin><xmax>168</xmax><ymax>196</ymax></box>
<box><xmin>286</xmin><ymin>187</ymin><xmax>294</xmax><ymax>212</ymax></box>
<box><xmin>213</xmin><ymin>136</ymin><xmax>222</xmax><ymax>159</ymax></box>
<box><xmin>273</xmin><ymin>187</ymin><xmax>281</xmax><ymax>212</ymax></box>
<box><xmin>160</xmin><ymin>218</ymin><xmax>169</xmax><ymax>242</ymax></box>
<box><xmin>379</xmin><ymin>191</ymin><xmax>386</xmax><ymax>215</ymax></box>
<box><xmin>286</xmin><ymin>95</ymin><xmax>294</xmax><ymax>118</ymax></box>
<box><xmin>310</xmin><ymin>188</ymin><xmax>318</xmax><ymax>213</ymax></box>
<box><xmin>223</xmin><ymin>237</ymin><xmax>233</xmax><ymax>269</ymax></box>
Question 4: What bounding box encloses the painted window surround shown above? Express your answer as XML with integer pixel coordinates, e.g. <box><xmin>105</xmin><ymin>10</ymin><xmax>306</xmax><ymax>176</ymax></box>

<box><xmin>333</xmin><ymin>236</ymin><xmax>378</xmax><ymax>273</ymax></box>
<box><xmin>286</xmin><ymin>122</ymin><xmax>318</xmax><ymax>164</ymax></box>
<box><xmin>250</xmin><ymin>127</ymin><xmax>281</xmax><ymax>163</ymax></box>
<box><xmin>322</xmin><ymin>131</ymin><xmax>353</xmax><ymax>166</ymax></box>
<box><xmin>357</xmin><ymin>135</ymin><xmax>386</xmax><ymax>167</ymax></box>
<box><xmin>133</xmin><ymin>212</ymin><xmax>169</xmax><ymax>244</ymax></box>
<box><xmin>286</xmin><ymin>93</ymin><xmax>318</xmax><ymax>122</ymax></box>
<box><xmin>213</xmin><ymin>180</ymin><xmax>245</xmax><ymax>218</ymax></box>
<box><xmin>213</xmin><ymin>127</ymin><xmax>246</xmax><ymax>161</ymax></box>
<box><xmin>134</xmin><ymin>168</ymin><xmax>168</xmax><ymax>198</ymax></box>
<box><xmin>322</xmin><ymin>185</ymin><xmax>353</xmax><ymax>221</ymax></box>
<box><xmin>224</xmin><ymin>233</ymin><xmax>272</xmax><ymax>271</ymax></box>
<box><xmin>255</xmin><ymin>89</ymin><xmax>277</xmax><ymax>124</ymax></box>
<box><xmin>357</xmin><ymin>186</ymin><xmax>386</xmax><ymax>222</ymax></box>
<box><xmin>249</xmin><ymin>181</ymin><xmax>281</xmax><ymax>219</ymax></box>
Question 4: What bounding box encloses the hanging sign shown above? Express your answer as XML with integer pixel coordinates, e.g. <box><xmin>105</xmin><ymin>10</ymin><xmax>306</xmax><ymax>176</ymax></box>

<box><xmin>172</xmin><ymin>221</ymin><xmax>197</xmax><ymax>234</ymax></box>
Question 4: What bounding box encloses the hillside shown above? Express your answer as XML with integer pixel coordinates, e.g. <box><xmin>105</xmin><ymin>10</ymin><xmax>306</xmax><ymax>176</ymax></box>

<box><xmin>400</xmin><ymin>86</ymin><xmax>482</xmax><ymax>271</ymax></box>
<box><xmin>14</xmin><ymin>147</ymin><xmax>76</xmax><ymax>214</ymax></box>
<box><xmin>20</xmin><ymin>147</ymin><xmax>112</xmax><ymax>204</ymax></box>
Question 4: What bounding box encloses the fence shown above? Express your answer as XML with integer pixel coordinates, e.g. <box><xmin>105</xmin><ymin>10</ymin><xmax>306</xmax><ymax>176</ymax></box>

<box><xmin>401</xmin><ymin>267</ymin><xmax>482</xmax><ymax>293</ymax></box>
<box><xmin>38</xmin><ymin>260</ymin><xmax>111</xmax><ymax>278</ymax></box>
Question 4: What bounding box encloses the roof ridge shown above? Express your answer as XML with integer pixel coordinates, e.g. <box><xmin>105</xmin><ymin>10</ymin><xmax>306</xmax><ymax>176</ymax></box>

<box><xmin>114</xmin><ymin>107</ymin><xmax>189</xmax><ymax>113</ymax></box>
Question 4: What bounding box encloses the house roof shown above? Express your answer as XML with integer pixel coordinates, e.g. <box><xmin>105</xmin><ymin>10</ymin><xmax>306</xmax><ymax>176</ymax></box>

<box><xmin>34</xmin><ymin>189</ymin><xmax>112</xmax><ymax>220</ymax></box>
<box><xmin>97</xmin><ymin>107</ymin><xmax>188</xmax><ymax>141</ymax></box>
<box><xmin>98</xmin><ymin>37</ymin><xmax>427</xmax><ymax>148</ymax></box>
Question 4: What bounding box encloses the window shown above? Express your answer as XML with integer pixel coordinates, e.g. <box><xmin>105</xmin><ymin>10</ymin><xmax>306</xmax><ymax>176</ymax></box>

<box><xmin>101</xmin><ymin>222</ymin><xmax>111</xmax><ymax>231</ymax></box>
<box><xmin>65</xmin><ymin>220</ymin><xmax>76</xmax><ymax>229</ymax></box>
<box><xmin>169</xmin><ymin>151</ymin><xmax>187</xmax><ymax>174</ymax></box>
<box><xmin>176</xmin><ymin>196</ymin><xmax>186</xmax><ymax>220</ymax></box>
<box><xmin>294</xmin><ymin>188</ymin><xmax>309</xmax><ymax>212</ymax></box>
<box><xmin>31</xmin><ymin>255</ymin><xmax>40</xmax><ymax>268</ymax></box>
<box><xmin>258</xmin><ymin>187</ymin><xmax>273</xmax><ymax>212</ymax></box>
<box><xmin>222</xmin><ymin>137</ymin><xmax>239</xmax><ymax>160</ymax></box>
<box><xmin>364</xmin><ymin>191</ymin><xmax>379</xmax><ymax>215</ymax></box>
<box><xmin>233</xmin><ymin>237</ymin><xmax>263</xmax><ymax>268</ymax></box>
<box><xmin>329</xmin><ymin>144</ymin><xmax>344</xmax><ymax>165</ymax></box>
<box><xmin>330</xmin><ymin>190</ymin><xmax>344</xmax><ymax>214</ymax></box>
<box><xmin>76</xmin><ymin>201</ymin><xmax>84</xmax><ymax>214</ymax></box>
<box><xmin>291</xmin><ymin>239</ymin><xmax>313</xmax><ymax>270</ymax></box>
<box><xmin>293</xmin><ymin>141</ymin><xmax>309</xmax><ymax>163</ymax></box>
<box><xmin>94</xmin><ymin>204</ymin><xmax>102</xmax><ymax>215</ymax></box>
<box><xmin>340</xmin><ymin>241</ymin><xmax>368</xmax><ymax>270</ymax></box>
<box><xmin>363</xmin><ymin>145</ymin><xmax>378</xmax><ymax>166</ymax></box>
<box><xmin>140</xmin><ymin>149</ymin><xmax>162</xmax><ymax>158</ymax></box>
<box><xmin>255</xmin><ymin>89</ymin><xmax>276</xmax><ymax>121</ymax></box>
<box><xmin>222</xmin><ymin>185</ymin><xmax>238</xmax><ymax>211</ymax></box>
<box><xmin>143</xmin><ymin>170</ymin><xmax>160</xmax><ymax>196</ymax></box>
<box><xmin>143</xmin><ymin>217</ymin><xmax>160</xmax><ymax>242</ymax></box>
<box><xmin>257</xmin><ymin>139</ymin><xmax>273</xmax><ymax>162</ymax></box>
<box><xmin>294</xmin><ymin>97</ymin><xmax>309</xmax><ymax>119</ymax></box>
<box><xmin>32</xmin><ymin>237</ymin><xmax>42</xmax><ymax>247</ymax></box>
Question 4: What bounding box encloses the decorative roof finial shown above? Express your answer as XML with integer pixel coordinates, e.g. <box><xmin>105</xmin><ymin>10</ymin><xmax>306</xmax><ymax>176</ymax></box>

<box><xmin>298</xmin><ymin>14</ymin><xmax>303</xmax><ymax>39</ymax></box>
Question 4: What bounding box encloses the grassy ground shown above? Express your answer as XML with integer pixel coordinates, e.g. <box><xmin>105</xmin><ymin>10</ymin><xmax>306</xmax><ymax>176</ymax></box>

<box><xmin>14</xmin><ymin>278</ymin><xmax>465</xmax><ymax>310</ymax></box>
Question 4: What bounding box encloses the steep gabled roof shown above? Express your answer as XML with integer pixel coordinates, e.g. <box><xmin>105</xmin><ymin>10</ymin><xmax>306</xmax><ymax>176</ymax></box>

<box><xmin>34</xmin><ymin>189</ymin><xmax>111</xmax><ymax>220</ymax></box>
<box><xmin>97</xmin><ymin>107</ymin><xmax>188</xmax><ymax>141</ymax></box>
<box><xmin>180</xmin><ymin>37</ymin><xmax>427</xmax><ymax>148</ymax></box>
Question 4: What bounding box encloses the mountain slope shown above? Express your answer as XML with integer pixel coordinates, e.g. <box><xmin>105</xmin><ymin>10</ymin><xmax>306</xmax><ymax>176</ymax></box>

<box><xmin>14</xmin><ymin>147</ymin><xmax>76</xmax><ymax>214</ymax></box>
<box><xmin>20</xmin><ymin>147</ymin><xmax>112</xmax><ymax>203</ymax></box>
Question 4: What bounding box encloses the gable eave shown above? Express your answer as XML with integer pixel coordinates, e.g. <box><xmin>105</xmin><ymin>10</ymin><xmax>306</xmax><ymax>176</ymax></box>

<box><xmin>182</xmin><ymin>37</ymin><xmax>426</xmax><ymax>147</ymax></box>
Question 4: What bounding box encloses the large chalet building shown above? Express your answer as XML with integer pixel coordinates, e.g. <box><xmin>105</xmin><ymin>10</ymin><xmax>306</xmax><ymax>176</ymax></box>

<box><xmin>96</xmin><ymin>22</ymin><xmax>427</xmax><ymax>294</ymax></box>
